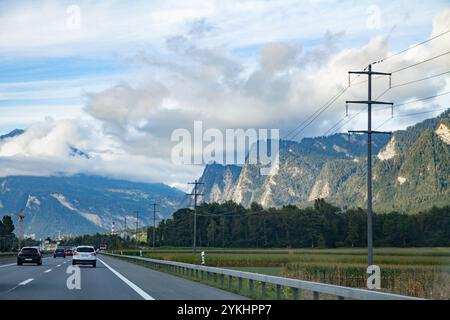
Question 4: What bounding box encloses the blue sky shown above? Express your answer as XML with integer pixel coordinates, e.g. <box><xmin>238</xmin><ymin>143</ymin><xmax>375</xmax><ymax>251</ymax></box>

<box><xmin>0</xmin><ymin>0</ymin><xmax>449</xmax><ymax>186</ymax></box>
<box><xmin>0</xmin><ymin>0</ymin><xmax>448</xmax><ymax>132</ymax></box>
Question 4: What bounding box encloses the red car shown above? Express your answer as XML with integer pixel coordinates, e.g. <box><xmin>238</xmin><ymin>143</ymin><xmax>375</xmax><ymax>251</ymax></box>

<box><xmin>65</xmin><ymin>249</ymin><xmax>74</xmax><ymax>256</ymax></box>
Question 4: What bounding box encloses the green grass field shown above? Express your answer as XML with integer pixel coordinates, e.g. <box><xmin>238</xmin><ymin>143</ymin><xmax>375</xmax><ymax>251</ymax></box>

<box><xmin>111</xmin><ymin>247</ymin><xmax>450</xmax><ymax>299</ymax></box>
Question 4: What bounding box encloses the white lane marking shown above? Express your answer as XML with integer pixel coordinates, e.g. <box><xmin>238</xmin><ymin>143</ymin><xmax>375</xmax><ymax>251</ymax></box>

<box><xmin>98</xmin><ymin>258</ymin><xmax>155</xmax><ymax>300</ymax></box>
<box><xmin>57</xmin><ymin>264</ymin><xmax>61</xmax><ymax>267</ymax></box>
<box><xmin>19</xmin><ymin>278</ymin><xmax>34</xmax><ymax>285</ymax></box>
<box><xmin>45</xmin><ymin>269</ymin><xmax>52</xmax><ymax>273</ymax></box>
<box><xmin>0</xmin><ymin>263</ymin><xmax>16</xmax><ymax>268</ymax></box>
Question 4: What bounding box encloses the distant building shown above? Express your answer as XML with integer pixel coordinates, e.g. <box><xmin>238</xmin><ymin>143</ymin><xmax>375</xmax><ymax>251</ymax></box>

<box><xmin>24</xmin><ymin>233</ymin><xmax>36</xmax><ymax>240</ymax></box>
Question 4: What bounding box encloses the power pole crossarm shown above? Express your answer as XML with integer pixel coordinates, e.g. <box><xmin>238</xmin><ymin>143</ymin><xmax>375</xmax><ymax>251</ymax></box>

<box><xmin>349</xmin><ymin>70</ymin><xmax>391</xmax><ymax>76</ymax></box>
<box><xmin>347</xmin><ymin>100</ymin><xmax>393</xmax><ymax>105</ymax></box>
<box><xmin>348</xmin><ymin>130</ymin><xmax>392</xmax><ymax>135</ymax></box>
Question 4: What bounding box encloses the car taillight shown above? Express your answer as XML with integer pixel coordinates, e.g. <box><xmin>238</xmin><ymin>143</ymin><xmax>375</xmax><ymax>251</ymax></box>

<box><xmin>90</xmin><ymin>252</ymin><xmax>96</xmax><ymax>256</ymax></box>
<box><xmin>74</xmin><ymin>252</ymin><xmax>79</xmax><ymax>255</ymax></box>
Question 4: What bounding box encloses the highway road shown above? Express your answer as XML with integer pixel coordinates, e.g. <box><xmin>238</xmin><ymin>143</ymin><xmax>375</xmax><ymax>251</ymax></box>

<box><xmin>0</xmin><ymin>254</ymin><xmax>247</xmax><ymax>300</ymax></box>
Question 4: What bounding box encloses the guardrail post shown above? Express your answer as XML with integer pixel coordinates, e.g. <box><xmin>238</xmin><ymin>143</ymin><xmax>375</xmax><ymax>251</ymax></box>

<box><xmin>293</xmin><ymin>288</ymin><xmax>299</xmax><ymax>300</ymax></box>
<box><xmin>201</xmin><ymin>270</ymin><xmax>204</xmax><ymax>281</ymax></box>
<box><xmin>206</xmin><ymin>272</ymin><xmax>210</xmax><ymax>281</ymax></box>
<box><xmin>249</xmin><ymin>279</ymin><xmax>254</xmax><ymax>293</ymax></box>
<box><xmin>228</xmin><ymin>275</ymin><xmax>232</xmax><ymax>289</ymax></box>
<box><xmin>313</xmin><ymin>291</ymin><xmax>320</xmax><ymax>300</ymax></box>
<box><xmin>196</xmin><ymin>269</ymin><xmax>199</xmax><ymax>279</ymax></box>
<box><xmin>238</xmin><ymin>277</ymin><xmax>243</xmax><ymax>290</ymax></box>
<box><xmin>221</xmin><ymin>274</ymin><xmax>224</xmax><ymax>287</ymax></box>
<box><xmin>276</xmin><ymin>285</ymin><xmax>281</xmax><ymax>300</ymax></box>
<box><xmin>261</xmin><ymin>282</ymin><xmax>266</xmax><ymax>297</ymax></box>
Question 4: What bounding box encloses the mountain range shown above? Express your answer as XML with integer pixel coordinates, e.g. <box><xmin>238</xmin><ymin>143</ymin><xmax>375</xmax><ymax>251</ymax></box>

<box><xmin>1</xmin><ymin>110</ymin><xmax>448</xmax><ymax>238</ymax></box>
<box><xmin>196</xmin><ymin>110</ymin><xmax>450</xmax><ymax>213</ymax></box>
<box><xmin>0</xmin><ymin>175</ymin><xmax>185</xmax><ymax>239</ymax></box>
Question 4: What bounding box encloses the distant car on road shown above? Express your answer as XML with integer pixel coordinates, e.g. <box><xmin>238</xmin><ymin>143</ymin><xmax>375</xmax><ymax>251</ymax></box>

<box><xmin>53</xmin><ymin>248</ymin><xmax>66</xmax><ymax>258</ymax></box>
<box><xmin>65</xmin><ymin>249</ymin><xmax>73</xmax><ymax>256</ymax></box>
<box><xmin>72</xmin><ymin>246</ymin><xmax>97</xmax><ymax>267</ymax></box>
<box><xmin>17</xmin><ymin>247</ymin><xmax>42</xmax><ymax>266</ymax></box>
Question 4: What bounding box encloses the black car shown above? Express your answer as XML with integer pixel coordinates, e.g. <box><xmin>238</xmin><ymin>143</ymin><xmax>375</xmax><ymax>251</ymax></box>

<box><xmin>17</xmin><ymin>247</ymin><xmax>42</xmax><ymax>266</ymax></box>
<box><xmin>53</xmin><ymin>248</ymin><xmax>66</xmax><ymax>258</ymax></box>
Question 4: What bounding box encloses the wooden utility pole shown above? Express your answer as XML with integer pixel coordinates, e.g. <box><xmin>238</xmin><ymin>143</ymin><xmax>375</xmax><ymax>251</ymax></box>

<box><xmin>187</xmin><ymin>180</ymin><xmax>204</xmax><ymax>253</ymax></box>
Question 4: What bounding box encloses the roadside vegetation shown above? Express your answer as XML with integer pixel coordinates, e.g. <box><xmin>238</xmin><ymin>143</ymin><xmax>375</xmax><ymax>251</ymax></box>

<box><xmin>111</xmin><ymin>247</ymin><xmax>450</xmax><ymax>299</ymax></box>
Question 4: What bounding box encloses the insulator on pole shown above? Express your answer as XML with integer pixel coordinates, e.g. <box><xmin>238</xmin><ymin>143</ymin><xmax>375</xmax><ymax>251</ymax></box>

<box><xmin>389</xmin><ymin>75</ymin><xmax>392</xmax><ymax>89</ymax></box>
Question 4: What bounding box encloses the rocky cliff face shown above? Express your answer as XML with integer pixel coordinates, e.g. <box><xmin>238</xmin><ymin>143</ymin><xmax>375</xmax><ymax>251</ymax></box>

<box><xmin>197</xmin><ymin>110</ymin><xmax>450</xmax><ymax>213</ymax></box>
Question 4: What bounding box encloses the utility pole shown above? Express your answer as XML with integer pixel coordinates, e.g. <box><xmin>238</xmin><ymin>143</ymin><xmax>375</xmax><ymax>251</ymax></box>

<box><xmin>187</xmin><ymin>180</ymin><xmax>204</xmax><ymax>253</ymax></box>
<box><xmin>151</xmin><ymin>203</ymin><xmax>159</xmax><ymax>250</ymax></box>
<box><xmin>16</xmin><ymin>212</ymin><xmax>25</xmax><ymax>251</ymax></box>
<box><xmin>135</xmin><ymin>211</ymin><xmax>139</xmax><ymax>251</ymax></box>
<box><xmin>347</xmin><ymin>63</ymin><xmax>393</xmax><ymax>273</ymax></box>
<box><xmin>124</xmin><ymin>216</ymin><xmax>127</xmax><ymax>231</ymax></box>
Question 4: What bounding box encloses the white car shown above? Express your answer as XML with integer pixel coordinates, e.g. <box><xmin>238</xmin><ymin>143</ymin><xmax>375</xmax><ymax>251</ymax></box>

<box><xmin>72</xmin><ymin>246</ymin><xmax>97</xmax><ymax>267</ymax></box>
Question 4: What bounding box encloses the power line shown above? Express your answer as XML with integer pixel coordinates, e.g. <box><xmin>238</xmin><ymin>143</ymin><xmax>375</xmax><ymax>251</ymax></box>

<box><xmin>325</xmin><ymin>71</ymin><xmax>450</xmax><ymax>136</ymax></box>
<box><xmin>390</xmin><ymin>91</ymin><xmax>449</xmax><ymax>109</ymax></box>
<box><xmin>288</xmin><ymin>86</ymin><xmax>349</xmax><ymax>140</ymax></box>
<box><xmin>371</xmin><ymin>29</ymin><xmax>450</xmax><ymax>65</ymax></box>
<box><xmin>286</xmin><ymin>34</ymin><xmax>450</xmax><ymax>141</ymax></box>
<box><xmin>391</xmin><ymin>51</ymin><xmax>450</xmax><ymax>73</ymax></box>
<box><xmin>375</xmin><ymin>107</ymin><xmax>449</xmax><ymax>130</ymax></box>
<box><xmin>185</xmin><ymin>208</ymin><xmax>269</xmax><ymax>217</ymax></box>
<box><xmin>390</xmin><ymin>70</ymin><xmax>450</xmax><ymax>89</ymax></box>
<box><xmin>285</xmin><ymin>72</ymin><xmax>367</xmax><ymax>141</ymax></box>
<box><xmin>284</xmin><ymin>86</ymin><xmax>348</xmax><ymax>140</ymax></box>
<box><xmin>351</xmin><ymin>51</ymin><xmax>450</xmax><ymax>87</ymax></box>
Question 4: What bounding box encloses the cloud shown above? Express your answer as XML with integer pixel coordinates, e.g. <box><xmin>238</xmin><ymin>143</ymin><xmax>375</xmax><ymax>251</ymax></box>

<box><xmin>85</xmin><ymin>8</ymin><xmax>450</xmax><ymax>145</ymax></box>
<box><xmin>0</xmin><ymin>3</ymin><xmax>449</xmax><ymax>187</ymax></box>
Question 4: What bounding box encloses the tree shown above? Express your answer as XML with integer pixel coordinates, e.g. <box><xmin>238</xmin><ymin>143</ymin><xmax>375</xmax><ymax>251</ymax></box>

<box><xmin>0</xmin><ymin>216</ymin><xmax>15</xmax><ymax>235</ymax></box>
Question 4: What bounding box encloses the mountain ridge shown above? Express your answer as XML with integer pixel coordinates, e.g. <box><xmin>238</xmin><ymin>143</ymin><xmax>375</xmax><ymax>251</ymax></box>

<box><xmin>196</xmin><ymin>110</ymin><xmax>450</xmax><ymax>213</ymax></box>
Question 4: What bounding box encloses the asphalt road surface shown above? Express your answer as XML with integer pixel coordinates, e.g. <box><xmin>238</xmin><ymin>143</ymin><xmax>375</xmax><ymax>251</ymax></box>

<box><xmin>0</xmin><ymin>254</ymin><xmax>247</xmax><ymax>300</ymax></box>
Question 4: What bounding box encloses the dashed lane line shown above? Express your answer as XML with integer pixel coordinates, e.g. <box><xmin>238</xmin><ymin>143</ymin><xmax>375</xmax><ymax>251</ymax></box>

<box><xmin>19</xmin><ymin>278</ymin><xmax>34</xmax><ymax>286</ymax></box>
<box><xmin>97</xmin><ymin>258</ymin><xmax>155</xmax><ymax>300</ymax></box>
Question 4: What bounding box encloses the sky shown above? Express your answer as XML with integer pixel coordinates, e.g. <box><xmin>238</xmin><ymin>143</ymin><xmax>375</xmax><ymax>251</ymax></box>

<box><xmin>0</xmin><ymin>0</ymin><xmax>449</xmax><ymax>189</ymax></box>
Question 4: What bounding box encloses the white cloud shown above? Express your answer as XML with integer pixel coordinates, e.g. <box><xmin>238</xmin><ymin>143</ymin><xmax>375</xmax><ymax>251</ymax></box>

<box><xmin>0</xmin><ymin>2</ymin><xmax>449</xmax><ymax>187</ymax></box>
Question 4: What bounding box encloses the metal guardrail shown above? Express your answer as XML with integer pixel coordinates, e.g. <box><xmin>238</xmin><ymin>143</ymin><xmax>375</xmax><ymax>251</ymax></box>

<box><xmin>102</xmin><ymin>252</ymin><xmax>423</xmax><ymax>300</ymax></box>
<box><xmin>0</xmin><ymin>252</ymin><xmax>16</xmax><ymax>257</ymax></box>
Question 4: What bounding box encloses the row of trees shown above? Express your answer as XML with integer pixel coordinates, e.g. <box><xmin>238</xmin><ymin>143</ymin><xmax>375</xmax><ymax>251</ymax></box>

<box><xmin>0</xmin><ymin>216</ymin><xmax>16</xmax><ymax>252</ymax></box>
<box><xmin>60</xmin><ymin>233</ymin><xmax>141</xmax><ymax>249</ymax></box>
<box><xmin>146</xmin><ymin>199</ymin><xmax>450</xmax><ymax>248</ymax></box>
